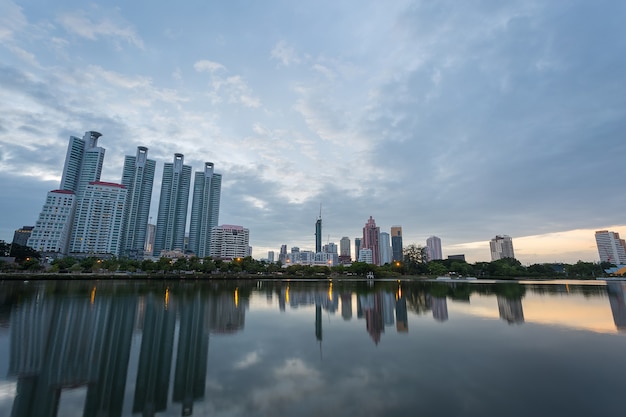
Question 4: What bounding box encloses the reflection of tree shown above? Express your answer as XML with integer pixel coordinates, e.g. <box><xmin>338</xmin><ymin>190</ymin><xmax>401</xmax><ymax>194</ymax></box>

<box><xmin>405</xmin><ymin>291</ymin><xmax>430</xmax><ymax>315</ymax></box>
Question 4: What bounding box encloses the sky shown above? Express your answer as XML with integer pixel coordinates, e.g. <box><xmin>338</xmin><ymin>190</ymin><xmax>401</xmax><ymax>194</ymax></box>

<box><xmin>1</xmin><ymin>0</ymin><xmax>625</xmax><ymax>264</ymax></box>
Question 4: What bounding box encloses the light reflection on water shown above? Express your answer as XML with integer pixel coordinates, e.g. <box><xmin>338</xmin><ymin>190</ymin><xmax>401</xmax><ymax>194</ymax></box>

<box><xmin>0</xmin><ymin>279</ymin><xmax>624</xmax><ymax>416</ymax></box>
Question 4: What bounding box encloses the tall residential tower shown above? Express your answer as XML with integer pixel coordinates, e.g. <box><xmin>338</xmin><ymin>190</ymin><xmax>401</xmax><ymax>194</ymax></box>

<box><xmin>490</xmin><ymin>235</ymin><xmax>515</xmax><ymax>261</ymax></box>
<box><xmin>153</xmin><ymin>154</ymin><xmax>192</xmax><ymax>256</ymax></box>
<box><xmin>188</xmin><ymin>162</ymin><xmax>222</xmax><ymax>258</ymax></box>
<box><xmin>595</xmin><ymin>230</ymin><xmax>626</xmax><ymax>265</ymax></box>
<box><xmin>120</xmin><ymin>146</ymin><xmax>156</xmax><ymax>259</ymax></box>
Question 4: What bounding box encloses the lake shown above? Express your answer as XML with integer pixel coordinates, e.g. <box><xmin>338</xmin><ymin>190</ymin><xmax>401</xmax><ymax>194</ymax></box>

<box><xmin>0</xmin><ymin>278</ymin><xmax>624</xmax><ymax>416</ymax></box>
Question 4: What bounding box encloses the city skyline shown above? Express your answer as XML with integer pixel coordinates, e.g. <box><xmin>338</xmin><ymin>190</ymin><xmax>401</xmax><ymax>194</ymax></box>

<box><xmin>1</xmin><ymin>1</ymin><xmax>625</xmax><ymax>264</ymax></box>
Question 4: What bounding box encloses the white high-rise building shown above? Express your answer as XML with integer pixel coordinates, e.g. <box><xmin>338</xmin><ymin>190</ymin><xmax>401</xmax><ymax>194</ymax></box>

<box><xmin>60</xmin><ymin>131</ymin><xmax>105</xmax><ymax>199</ymax></box>
<box><xmin>71</xmin><ymin>182</ymin><xmax>127</xmax><ymax>256</ymax></box>
<box><xmin>268</xmin><ymin>251</ymin><xmax>275</xmax><ymax>263</ymax></box>
<box><xmin>359</xmin><ymin>248</ymin><xmax>373</xmax><ymax>264</ymax></box>
<box><xmin>120</xmin><ymin>146</ymin><xmax>155</xmax><ymax>259</ymax></box>
<box><xmin>340</xmin><ymin>237</ymin><xmax>351</xmax><ymax>258</ymax></box>
<box><xmin>30</xmin><ymin>131</ymin><xmax>106</xmax><ymax>255</ymax></box>
<box><xmin>153</xmin><ymin>154</ymin><xmax>192</xmax><ymax>255</ymax></box>
<box><xmin>27</xmin><ymin>190</ymin><xmax>77</xmax><ymax>255</ymax></box>
<box><xmin>490</xmin><ymin>235</ymin><xmax>515</xmax><ymax>261</ymax></box>
<box><xmin>426</xmin><ymin>236</ymin><xmax>443</xmax><ymax>261</ymax></box>
<box><xmin>595</xmin><ymin>230</ymin><xmax>626</xmax><ymax>265</ymax></box>
<box><xmin>379</xmin><ymin>232</ymin><xmax>391</xmax><ymax>265</ymax></box>
<box><xmin>209</xmin><ymin>225</ymin><xmax>249</xmax><ymax>259</ymax></box>
<box><xmin>189</xmin><ymin>162</ymin><xmax>222</xmax><ymax>258</ymax></box>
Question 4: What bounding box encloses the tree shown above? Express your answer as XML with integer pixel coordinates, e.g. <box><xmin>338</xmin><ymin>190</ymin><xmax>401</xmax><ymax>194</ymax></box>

<box><xmin>403</xmin><ymin>244</ymin><xmax>428</xmax><ymax>275</ymax></box>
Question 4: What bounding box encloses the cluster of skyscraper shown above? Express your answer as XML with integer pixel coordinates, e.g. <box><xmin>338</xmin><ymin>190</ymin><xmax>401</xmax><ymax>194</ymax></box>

<box><xmin>274</xmin><ymin>214</ymin><xmax>445</xmax><ymax>266</ymax></box>
<box><xmin>27</xmin><ymin>131</ymin><xmax>228</xmax><ymax>260</ymax></box>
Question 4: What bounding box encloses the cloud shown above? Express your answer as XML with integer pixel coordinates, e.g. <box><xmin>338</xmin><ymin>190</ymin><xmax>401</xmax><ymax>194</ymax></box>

<box><xmin>234</xmin><ymin>351</ymin><xmax>261</xmax><ymax>370</ymax></box>
<box><xmin>57</xmin><ymin>10</ymin><xmax>144</xmax><ymax>49</ymax></box>
<box><xmin>0</xmin><ymin>0</ymin><xmax>27</xmax><ymax>41</ymax></box>
<box><xmin>271</xmin><ymin>40</ymin><xmax>300</xmax><ymax>66</ymax></box>
<box><xmin>194</xmin><ymin>60</ymin><xmax>227</xmax><ymax>73</ymax></box>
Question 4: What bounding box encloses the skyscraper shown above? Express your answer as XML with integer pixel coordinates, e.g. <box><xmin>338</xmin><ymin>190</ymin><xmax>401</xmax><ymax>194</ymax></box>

<box><xmin>354</xmin><ymin>238</ymin><xmax>362</xmax><ymax>261</ymax></box>
<box><xmin>71</xmin><ymin>181</ymin><xmax>127</xmax><ymax>256</ymax></box>
<box><xmin>315</xmin><ymin>207</ymin><xmax>322</xmax><ymax>253</ymax></box>
<box><xmin>595</xmin><ymin>230</ymin><xmax>626</xmax><ymax>265</ymax></box>
<box><xmin>339</xmin><ymin>237</ymin><xmax>351</xmax><ymax>263</ymax></box>
<box><xmin>379</xmin><ymin>232</ymin><xmax>391</xmax><ymax>265</ymax></box>
<box><xmin>27</xmin><ymin>190</ymin><xmax>76</xmax><ymax>255</ymax></box>
<box><xmin>188</xmin><ymin>162</ymin><xmax>222</xmax><ymax>258</ymax></box>
<box><xmin>490</xmin><ymin>235</ymin><xmax>515</xmax><ymax>261</ymax></box>
<box><xmin>30</xmin><ymin>131</ymin><xmax>106</xmax><ymax>256</ymax></box>
<box><xmin>61</xmin><ymin>131</ymin><xmax>106</xmax><ymax>199</ymax></box>
<box><xmin>391</xmin><ymin>226</ymin><xmax>403</xmax><ymax>262</ymax></box>
<box><xmin>120</xmin><ymin>146</ymin><xmax>156</xmax><ymax>259</ymax></box>
<box><xmin>153</xmin><ymin>154</ymin><xmax>192</xmax><ymax>256</ymax></box>
<box><xmin>362</xmin><ymin>216</ymin><xmax>381</xmax><ymax>265</ymax></box>
<box><xmin>426</xmin><ymin>236</ymin><xmax>443</xmax><ymax>261</ymax></box>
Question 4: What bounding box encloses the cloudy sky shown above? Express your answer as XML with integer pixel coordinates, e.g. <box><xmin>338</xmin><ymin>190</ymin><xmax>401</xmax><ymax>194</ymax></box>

<box><xmin>1</xmin><ymin>0</ymin><xmax>625</xmax><ymax>264</ymax></box>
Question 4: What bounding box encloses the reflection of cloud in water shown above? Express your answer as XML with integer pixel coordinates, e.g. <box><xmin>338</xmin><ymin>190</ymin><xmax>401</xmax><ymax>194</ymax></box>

<box><xmin>234</xmin><ymin>351</ymin><xmax>261</xmax><ymax>370</ymax></box>
<box><xmin>251</xmin><ymin>358</ymin><xmax>322</xmax><ymax>413</ymax></box>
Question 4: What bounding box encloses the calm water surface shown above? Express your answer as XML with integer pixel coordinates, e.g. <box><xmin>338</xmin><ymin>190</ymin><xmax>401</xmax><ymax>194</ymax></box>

<box><xmin>0</xmin><ymin>279</ymin><xmax>625</xmax><ymax>417</ymax></box>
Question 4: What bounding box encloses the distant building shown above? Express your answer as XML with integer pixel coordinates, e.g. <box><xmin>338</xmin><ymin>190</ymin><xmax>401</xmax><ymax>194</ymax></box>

<box><xmin>144</xmin><ymin>223</ymin><xmax>156</xmax><ymax>254</ymax></box>
<box><xmin>447</xmin><ymin>254</ymin><xmax>466</xmax><ymax>262</ymax></box>
<box><xmin>595</xmin><ymin>230</ymin><xmax>626</xmax><ymax>265</ymax></box>
<box><xmin>315</xmin><ymin>210</ymin><xmax>322</xmax><ymax>253</ymax></box>
<box><xmin>359</xmin><ymin>248</ymin><xmax>373</xmax><ymax>264</ymax></box>
<box><xmin>209</xmin><ymin>225</ymin><xmax>249</xmax><ymax>260</ymax></box>
<box><xmin>490</xmin><ymin>235</ymin><xmax>515</xmax><ymax>261</ymax></box>
<box><xmin>362</xmin><ymin>216</ymin><xmax>381</xmax><ymax>265</ymax></box>
<box><xmin>379</xmin><ymin>232</ymin><xmax>391</xmax><ymax>265</ymax></box>
<box><xmin>391</xmin><ymin>226</ymin><xmax>403</xmax><ymax>262</ymax></box>
<box><xmin>323</xmin><ymin>242</ymin><xmax>337</xmax><ymax>254</ymax></box>
<box><xmin>12</xmin><ymin>226</ymin><xmax>34</xmax><ymax>247</ymax></box>
<box><xmin>426</xmin><ymin>236</ymin><xmax>442</xmax><ymax>261</ymax></box>
<box><xmin>278</xmin><ymin>244</ymin><xmax>287</xmax><ymax>264</ymax></box>
<box><xmin>354</xmin><ymin>238</ymin><xmax>362</xmax><ymax>261</ymax></box>
<box><xmin>268</xmin><ymin>251</ymin><xmax>275</xmax><ymax>263</ymax></box>
<box><xmin>339</xmin><ymin>237</ymin><xmax>351</xmax><ymax>263</ymax></box>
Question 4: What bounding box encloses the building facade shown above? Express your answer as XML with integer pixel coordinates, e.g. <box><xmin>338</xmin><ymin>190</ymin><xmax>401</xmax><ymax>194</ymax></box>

<box><xmin>12</xmin><ymin>226</ymin><xmax>34</xmax><ymax>247</ymax></box>
<box><xmin>153</xmin><ymin>154</ymin><xmax>192</xmax><ymax>256</ymax></box>
<box><xmin>595</xmin><ymin>230</ymin><xmax>626</xmax><ymax>265</ymax></box>
<box><xmin>71</xmin><ymin>182</ymin><xmax>127</xmax><ymax>256</ymax></box>
<box><xmin>379</xmin><ymin>232</ymin><xmax>391</xmax><ymax>265</ymax></box>
<box><xmin>426</xmin><ymin>236</ymin><xmax>443</xmax><ymax>261</ymax></box>
<box><xmin>390</xmin><ymin>226</ymin><xmax>403</xmax><ymax>262</ymax></box>
<box><xmin>490</xmin><ymin>235</ymin><xmax>515</xmax><ymax>261</ymax></box>
<box><xmin>209</xmin><ymin>225</ymin><xmax>249</xmax><ymax>260</ymax></box>
<box><xmin>120</xmin><ymin>146</ymin><xmax>156</xmax><ymax>259</ymax></box>
<box><xmin>27</xmin><ymin>190</ymin><xmax>77</xmax><ymax>255</ymax></box>
<box><xmin>188</xmin><ymin>162</ymin><xmax>222</xmax><ymax>258</ymax></box>
<box><xmin>362</xmin><ymin>216</ymin><xmax>381</xmax><ymax>265</ymax></box>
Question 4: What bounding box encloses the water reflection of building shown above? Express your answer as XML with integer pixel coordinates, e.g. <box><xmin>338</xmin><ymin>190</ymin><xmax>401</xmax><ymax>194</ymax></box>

<box><xmin>359</xmin><ymin>293</ymin><xmax>384</xmax><ymax>344</ymax></box>
<box><xmin>173</xmin><ymin>292</ymin><xmax>210</xmax><ymax>416</ymax></box>
<box><xmin>396</xmin><ymin>295</ymin><xmax>408</xmax><ymax>333</ymax></box>
<box><xmin>430</xmin><ymin>296</ymin><xmax>448</xmax><ymax>322</ymax></box>
<box><xmin>133</xmin><ymin>292</ymin><xmax>177</xmax><ymax>416</ymax></box>
<box><xmin>341</xmin><ymin>293</ymin><xmax>352</xmax><ymax>320</ymax></box>
<box><xmin>497</xmin><ymin>295</ymin><xmax>525</xmax><ymax>324</ymax></box>
<box><xmin>208</xmin><ymin>291</ymin><xmax>247</xmax><ymax>333</ymax></box>
<box><xmin>9</xmin><ymin>292</ymin><xmax>137</xmax><ymax>417</ymax></box>
<box><xmin>607</xmin><ymin>283</ymin><xmax>626</xmax><ymax>331</ymax></box>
